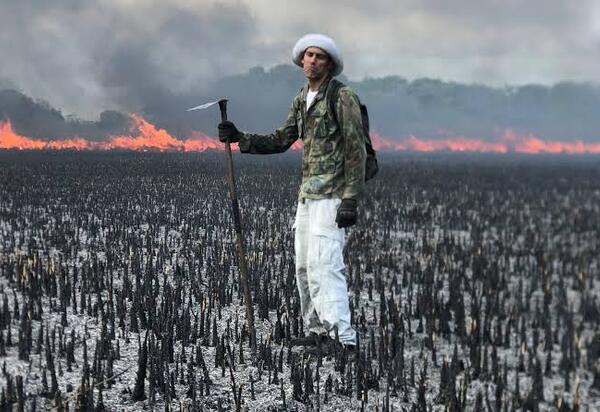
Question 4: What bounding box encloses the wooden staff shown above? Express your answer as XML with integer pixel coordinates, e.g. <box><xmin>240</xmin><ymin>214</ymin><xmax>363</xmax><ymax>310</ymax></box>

<box><xmin>218</xmin><ymin>99</ymin><xmax>257</xmax><ymax>353</ymax></box>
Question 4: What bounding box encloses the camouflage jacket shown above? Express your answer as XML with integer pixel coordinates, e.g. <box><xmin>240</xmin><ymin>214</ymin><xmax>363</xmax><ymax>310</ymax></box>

<box><xmin>238</xmin><ymin>77</ymin><xmax>366</xmax><ymax>201</ymax></box>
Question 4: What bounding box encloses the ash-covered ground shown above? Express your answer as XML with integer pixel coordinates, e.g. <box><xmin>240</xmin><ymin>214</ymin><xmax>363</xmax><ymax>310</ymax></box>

<box><xmin>0</xmin><ymin>151</ymin><xmax>599</xmax><ymax>411</ymax></box>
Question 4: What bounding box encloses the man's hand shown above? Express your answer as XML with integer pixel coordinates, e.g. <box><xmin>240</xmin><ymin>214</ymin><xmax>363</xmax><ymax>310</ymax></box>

<box><xmin>218</xmin><ymin>120</ymin><xmax>242</xmax><ymax>143</ymax></box>
<box><xmin>336</xmin><ymin>199</ymin><xmax>357</xmax><ymax>228</ymax></box>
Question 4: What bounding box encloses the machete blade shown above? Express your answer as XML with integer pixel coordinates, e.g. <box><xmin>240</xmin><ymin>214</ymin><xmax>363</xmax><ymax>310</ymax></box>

<box><xmin>186</xmin><ymin>98</ymin><xmax>227</xmax><ymax>112</ymax></box>
<box><xmin>186</xmin><ymin>100</ymin><xmax>219</xmax><ymax>111</ymax></box>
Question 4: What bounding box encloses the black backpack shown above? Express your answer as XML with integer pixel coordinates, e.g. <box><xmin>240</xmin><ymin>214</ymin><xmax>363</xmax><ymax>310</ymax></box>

<box><xmin>327</xmin><ymin>79</ymin><xmax>379</xmax><ymax>181</ymax></box>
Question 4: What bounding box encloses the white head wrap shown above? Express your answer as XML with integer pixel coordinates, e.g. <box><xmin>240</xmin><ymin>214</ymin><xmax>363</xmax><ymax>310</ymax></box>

<box><xmin>292</xmin><ymin>33</ymin><xmax>343</xmax><ymax>77</ymax></box>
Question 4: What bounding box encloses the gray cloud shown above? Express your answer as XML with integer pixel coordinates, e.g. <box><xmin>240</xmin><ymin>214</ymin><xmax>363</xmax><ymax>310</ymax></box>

<box><xmin>0</xmin><ymin>0</ymin><xmax>259</xmax><ymax>118</ymax></box>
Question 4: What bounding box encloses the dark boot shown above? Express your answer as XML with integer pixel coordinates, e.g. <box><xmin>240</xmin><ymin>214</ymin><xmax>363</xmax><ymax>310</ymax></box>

<box><xmin>289</xmin><ymin>333</ymin><xmax>322</xmax><ymax>347</ymax></box>
<box><xmin>305</xmin><ymin>336</ymin><xmax>356</xmax><ymax>356</ymax></box>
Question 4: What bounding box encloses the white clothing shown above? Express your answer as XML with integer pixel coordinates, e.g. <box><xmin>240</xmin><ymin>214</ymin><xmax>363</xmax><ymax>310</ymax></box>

<box><xmin>293</xmin><ymin>198</ymin><xmax>356</xmax><ymax>345</ymax></box>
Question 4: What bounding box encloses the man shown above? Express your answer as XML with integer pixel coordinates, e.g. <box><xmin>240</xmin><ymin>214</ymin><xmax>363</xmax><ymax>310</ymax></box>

<box><xmin>218</xmin><ymin>33</ymin><xmax>366</xmax><ymax>351</ymax></box>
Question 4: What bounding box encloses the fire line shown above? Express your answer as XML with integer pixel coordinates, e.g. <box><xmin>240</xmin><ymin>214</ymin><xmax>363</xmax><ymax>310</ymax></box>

<box><xmin>1</xmin><ymin>115</ymin><xmax>600</xmax><ymax>154</ymax></box>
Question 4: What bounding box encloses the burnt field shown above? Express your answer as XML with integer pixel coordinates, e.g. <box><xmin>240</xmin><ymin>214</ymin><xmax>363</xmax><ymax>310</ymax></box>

<box><xmin>0</xmin><ymin>150</ymin><xmax>599</xmax><ymax>411</ymax></box>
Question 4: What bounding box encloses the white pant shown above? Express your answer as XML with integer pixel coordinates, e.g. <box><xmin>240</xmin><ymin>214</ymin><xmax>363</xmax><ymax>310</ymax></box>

<box><xmin>293</xmin><ymin>198</ymin><xmax>357</xmax><ymax>345</ymax></box>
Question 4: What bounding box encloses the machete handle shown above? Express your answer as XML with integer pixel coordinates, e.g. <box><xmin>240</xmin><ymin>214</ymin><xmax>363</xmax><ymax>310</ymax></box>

<box><xmin>218</xmin><ymin>99</ymin><xmax>228</xmax><ymax>122</ymax></box>
<box><xmin>215</xmin><ymin>97</ymin><xmax>257</xmax><ymax>351</ymax></box>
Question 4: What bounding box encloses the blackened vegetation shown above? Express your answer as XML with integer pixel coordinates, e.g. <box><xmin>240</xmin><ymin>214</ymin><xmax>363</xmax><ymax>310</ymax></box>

<box><xmin>0</xmin><ymin>150</ymin><xmax>599</xmax><ymax>411</ymax></box>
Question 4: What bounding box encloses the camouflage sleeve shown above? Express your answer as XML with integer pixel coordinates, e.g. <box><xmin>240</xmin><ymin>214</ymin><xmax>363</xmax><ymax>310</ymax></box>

<box><xmin>336</xmin><ymin>87</ymin><xmax>366</xmax><ymax>199</ymax></box>
<box><xmin>238</xmin><ymin>99</ymin><xmax>299</xmax><ymax>154</ymax></box>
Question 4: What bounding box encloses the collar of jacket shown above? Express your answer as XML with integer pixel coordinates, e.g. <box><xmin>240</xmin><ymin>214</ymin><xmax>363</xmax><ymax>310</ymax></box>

<box><xmin>301</xmin><ymin>75</ymin><xmax>333</xmax><ymax>113</ymax></box>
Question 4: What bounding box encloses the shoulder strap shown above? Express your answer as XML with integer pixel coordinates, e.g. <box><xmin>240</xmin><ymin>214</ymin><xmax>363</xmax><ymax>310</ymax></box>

<box><xmin>326</xmin><ymin>79</ymin><xmax>344</xmax><ymax>126</ymax></box>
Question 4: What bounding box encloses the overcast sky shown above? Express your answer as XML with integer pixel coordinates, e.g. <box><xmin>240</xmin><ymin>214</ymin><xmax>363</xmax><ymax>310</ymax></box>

<box><xmin>1</xmin><ymin>0</ymin><xmax>599</xmax><ymax>119</ymax></box>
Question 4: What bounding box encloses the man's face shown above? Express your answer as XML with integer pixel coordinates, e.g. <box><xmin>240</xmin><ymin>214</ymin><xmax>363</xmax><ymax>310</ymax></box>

<box><xmin>301</xmin><ymin>47</ymin><xmax>332</xmax><ymax>82</ymax></box>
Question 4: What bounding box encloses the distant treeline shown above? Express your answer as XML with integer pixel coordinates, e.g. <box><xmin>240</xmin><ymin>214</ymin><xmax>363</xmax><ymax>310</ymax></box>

<box><xmin>2</xmin><ymin>65</ymin><xmax>600</xmax><ymax>142</ymax></box>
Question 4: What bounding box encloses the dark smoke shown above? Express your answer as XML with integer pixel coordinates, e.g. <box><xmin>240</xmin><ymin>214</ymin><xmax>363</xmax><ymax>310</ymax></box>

<box><xmin>0</xmin><ymin>89</ymin><xmax>129</xmax><ymax>141</ymax></box>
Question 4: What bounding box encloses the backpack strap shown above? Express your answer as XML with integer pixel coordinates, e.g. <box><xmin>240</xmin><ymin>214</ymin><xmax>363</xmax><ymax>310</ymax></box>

<box><xmin>326</xmin><ymin>78</ymin><xmax>379</xmax><ymax>181</ymax></box>
<box><xmin>326</xmin><ymin>78</ymin><xmax>344</xmax><ymax>127</ymax></box>
<box><xmin>327</xmin><ymin>79</ymin><xmax>372</xmax><ymax>150</ymax></box>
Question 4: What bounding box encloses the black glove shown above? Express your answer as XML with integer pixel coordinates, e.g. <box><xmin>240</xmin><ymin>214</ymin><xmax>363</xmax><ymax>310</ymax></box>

<box><xmin>218</xmin><ymin>120</ymin><xmax>242</xmax><ymax>143</ymax></box>
<box><xmin>336</xmin><ymin>199</ymin><xmax>357</xmax><ymax>228</ymax></box>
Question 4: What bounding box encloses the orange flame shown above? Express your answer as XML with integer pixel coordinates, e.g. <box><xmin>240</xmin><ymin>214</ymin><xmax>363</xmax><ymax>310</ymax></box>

<box><xmin>183</xmin><ymin>131</ymin><xmax>224</xmax><ymax>152</ymax></box>
<box><xmin>105</xmin><ymin>114</ymin><xmax>184</xmax><ymax>151</ymax></box>
<box><xmin>371</xmin><ymin>133</ymin><xmax>508</xmax><ymax>153</ymax></box>
<box><xmin>1</xmin><ymin>119</ymin><xmax>49</xmax><ymax>149</ymax></box>
<box><xmin>0</xmin><ymin>115</ymin><xmax>222</xmax><ymax>152</ymax></box>
<box><xmin>370</xmin><ymin>131</ymin><xmax>600</xmax><ymax>154</ymax></box>
<box><xmin>0</xmin><ymin>119</ymin><xmax>94</xmax><ymax>150</ymax></box>
<box><xmin>501</xmin><ymin>130</ymin><xmax>600</xmax><ymax>154</ymax></box>
<box><xmin>1</xmin><ymin>115</ymin><xmax>600</xmax><ymax>154</ymax></box>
